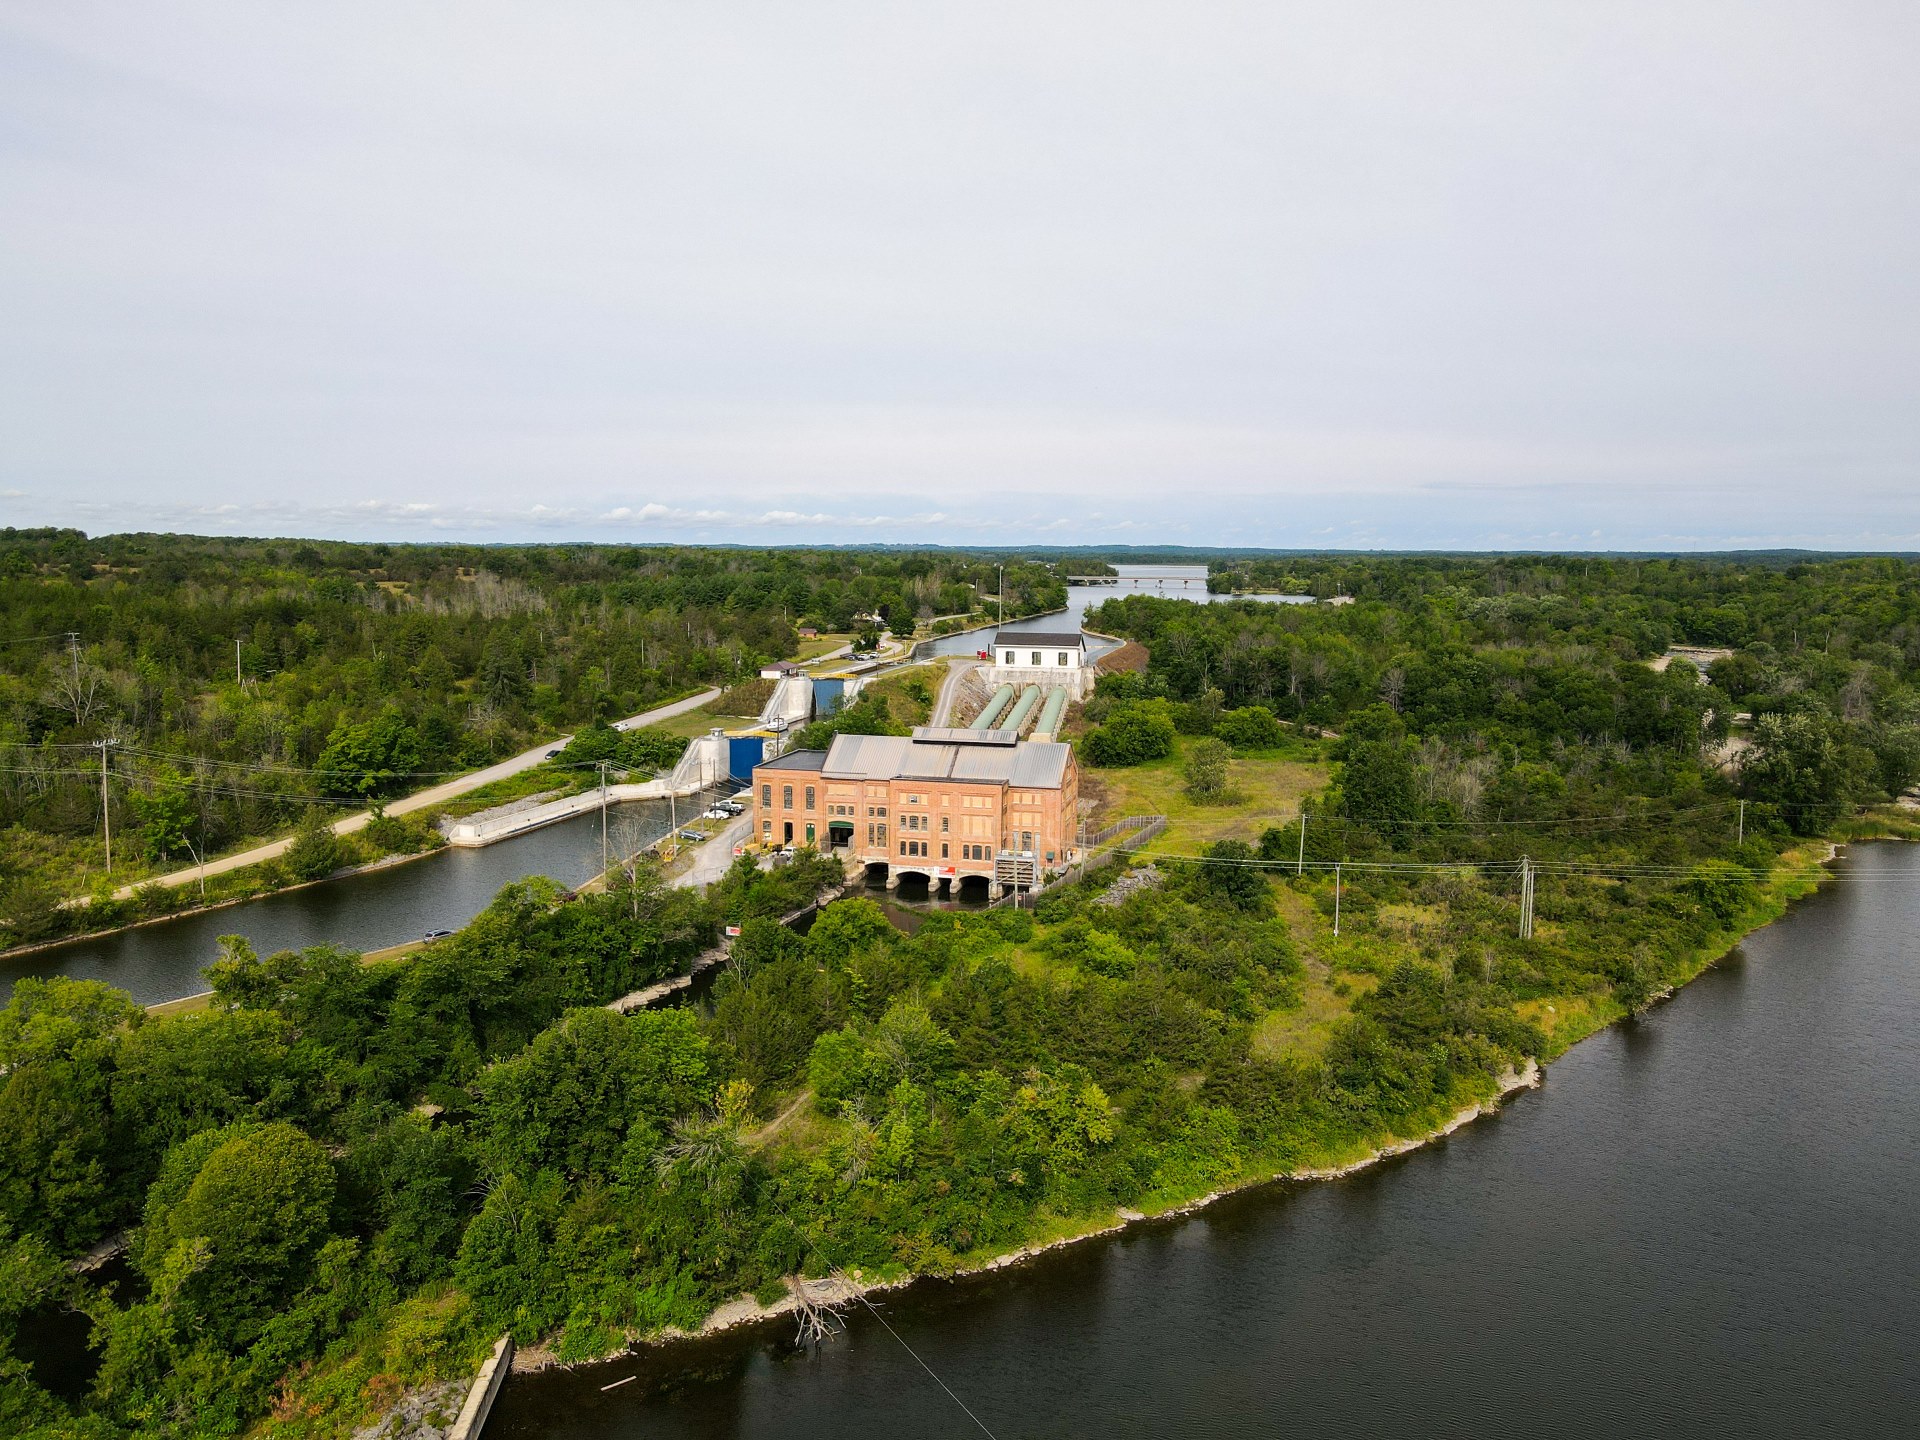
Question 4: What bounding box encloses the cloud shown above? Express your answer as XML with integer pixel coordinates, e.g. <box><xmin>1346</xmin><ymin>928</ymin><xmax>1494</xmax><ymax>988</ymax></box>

<box><xmin>1</xmin><ymin>4</ymin><xmax>1915</xmax><ymax>547</ymax></box>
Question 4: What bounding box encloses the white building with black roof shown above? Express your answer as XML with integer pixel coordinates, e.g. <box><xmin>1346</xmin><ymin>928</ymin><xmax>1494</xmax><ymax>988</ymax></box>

<box><xmin>989</xmin><ymin>627</ymin><xmax>1094</xmax><ymax>698</ymax></box>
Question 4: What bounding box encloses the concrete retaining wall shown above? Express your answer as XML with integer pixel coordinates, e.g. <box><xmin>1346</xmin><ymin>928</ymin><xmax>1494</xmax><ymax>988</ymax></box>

<box><xmin>444</xmin><ymin>781</ymin><xmax>669</xmax><ymax>846</ymax></box>
<box><xmin>448</xmin><ymin>1334</ymin><xmax>514</xmax><ymax>1440</ymax></box>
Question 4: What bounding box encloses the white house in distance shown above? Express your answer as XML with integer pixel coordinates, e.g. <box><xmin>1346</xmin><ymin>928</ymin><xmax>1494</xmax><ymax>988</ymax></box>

<box><xmin>989</xmin><ymin>628</ymin><xmax>1095</xmax><ymax>699</ymax></box>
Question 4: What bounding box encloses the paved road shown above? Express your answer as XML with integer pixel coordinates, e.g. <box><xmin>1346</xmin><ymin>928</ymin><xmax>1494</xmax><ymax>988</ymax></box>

<box><xmin>114</xmin><ymin>687</ymin><xmax>722</xmax><ymax>899</ymax></box>
<box><xmin>929</xmin><ymin>657</ymin><xmax>982</xmax><ymax>726</ymax></box>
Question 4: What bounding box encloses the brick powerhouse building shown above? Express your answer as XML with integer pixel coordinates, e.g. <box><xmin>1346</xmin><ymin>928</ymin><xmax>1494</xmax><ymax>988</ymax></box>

<box><xmin>752</xmin><ymin>726</ymin><xmax>1079</xmax><ymax>896</ymax></box>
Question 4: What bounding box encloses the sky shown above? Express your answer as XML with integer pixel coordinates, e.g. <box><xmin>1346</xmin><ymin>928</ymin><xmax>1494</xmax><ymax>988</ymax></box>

<box><xmin>2</xmin><ymin>2</ymin><xmax>1917</xmax><ymax>551</ymax></box>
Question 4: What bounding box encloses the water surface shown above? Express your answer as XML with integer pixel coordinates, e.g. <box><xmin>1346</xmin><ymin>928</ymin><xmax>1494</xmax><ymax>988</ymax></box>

<box><xmin>2</xmin><ymin>797</ymin><xmax>707</xmax><ymax>1007</ymax></box>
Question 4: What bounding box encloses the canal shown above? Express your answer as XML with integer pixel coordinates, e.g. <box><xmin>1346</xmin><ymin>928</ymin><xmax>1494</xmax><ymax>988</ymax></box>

<box><xmin>488</xmin><ymin>842</ymin><xmax>1920</xmax><ymax>1438</ymax></box>
<box><xmin>0</xmin><ymin>796</ymin><xmax>708</xmax><ymax>1008</ymax></box>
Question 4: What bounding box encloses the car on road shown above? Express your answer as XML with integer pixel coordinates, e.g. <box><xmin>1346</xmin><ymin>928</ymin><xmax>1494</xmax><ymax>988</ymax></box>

<box><xmin>422</xmin><ymin>929</ymin><xmax>453</xmax><ymax>942</ymax></box>
<box><xmin>545</xmin><ymin>748</ymin><xmax>563</xmax><ymax>759</ymax></box>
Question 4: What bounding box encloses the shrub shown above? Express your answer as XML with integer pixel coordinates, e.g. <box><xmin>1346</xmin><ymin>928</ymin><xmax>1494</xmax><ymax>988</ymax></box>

<box><xmin>1183</xmin><ymin>738</ymin><xmax>1234</xmax><ymax>802</ymax></box>
<box><xmin>1216</xmin><ymin>705</ymin><xmax>1286</xmax><ymax>751</ymax></box>
<box><xmin>284</xmin><ymin>816</ymin><xmax>347</xmax><ymax>882</ymax></box>
<box><xmin>365</xmin><ymin>812</ymin><xmax>439</xmax><ymax>855</ymax></box>
<box><xmin>1083</xmin><ymin>705</ymin><xmax>1176</xmax><ymax>767</ymax></box>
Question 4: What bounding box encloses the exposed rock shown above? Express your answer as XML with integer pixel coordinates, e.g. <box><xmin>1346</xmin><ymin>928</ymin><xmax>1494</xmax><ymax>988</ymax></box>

<box><xmin>1094</xmin><ymin>864</ymin><xmax>1163</xmax><ymax>906</ymax></box>
<box><xmin>351</xmin><ymin>1380</ymin><xmax>466</xmax><ymax>1440</ymax></box>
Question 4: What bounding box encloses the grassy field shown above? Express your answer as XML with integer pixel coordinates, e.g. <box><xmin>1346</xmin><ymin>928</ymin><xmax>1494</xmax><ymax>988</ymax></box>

<box><xmin>1084</xmin><ymin>735</ymin><xmax>1330</xmax><ymax>857</ymax></box>
<box><xmin>795</xmin><ymin>632</ymin><xmax>853</xmax><ymax>661</ymax></box>
<box><xmin>860</xmin><ymin>662</ymin><xmax>943</xmax><ymax>728</ymax></box>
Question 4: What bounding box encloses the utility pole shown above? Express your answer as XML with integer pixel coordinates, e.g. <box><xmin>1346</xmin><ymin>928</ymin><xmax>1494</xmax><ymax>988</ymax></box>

<box><xmin>67</xmin><ymin>632</ymin><xmax>81</xmax><ymax>693</ymax></box>
<box><xmin>598</xmin><ymin>760</ymin><xmax>610</xmax><ymax>876</ymax></box>
<box><xmin>236</xmin><ymin>637</ymin><xmax>242</xmax><ymax>685</ymax></box>
<box><xmin>1333</xmin><ymin>863</ymin><xmax>1342</xmax><ymax>936</ymax></box>
<box><xmin>1518</xmin><ymin>855</ymin><xmax>1534</xmax><ymax>940</ymax></box>
<box><xmin>97</xmin><ymin>737</ymin><xmax>116</xmax><ymax>875</ymax></box>
<box><xmin>998</xmin><ymin>564</ymin><xmax>1004</xmax><ymax>627</ymax></box>
<box><xmin>1297</xmin><ymin>812</ymin><xmax>1306</xmax><ymax>875</ymax></box>
<box><xmin>1737</xmin><ymin>800</ymin><xmax>1745</xmax><ymax>847</ymax></box>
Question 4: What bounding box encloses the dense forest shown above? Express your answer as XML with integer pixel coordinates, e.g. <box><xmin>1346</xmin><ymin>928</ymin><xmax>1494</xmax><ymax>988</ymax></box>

<box><xmin>1111</xmin><ymin>554</ymin><xmax>1920</xmax><ymax>829</ymax></box>
<box><xmin>0</xmin><ymin>530</ymin><xmax>1066</xmax><ymax>937</ymax></box>
<box><xmin>2</xmin><ymin>546</ymin><xmax>1918</xmax><ymax>1438</ymax></box>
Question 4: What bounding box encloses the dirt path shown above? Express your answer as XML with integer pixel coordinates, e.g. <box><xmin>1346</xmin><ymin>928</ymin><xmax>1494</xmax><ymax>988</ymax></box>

<box><xmin>674</xmin><ymin>813</ymin><xmax>752</xmax><ymax>889</ymax></box>
<box><xmin>748</xmin><ymin>1090</ymin><xmax>814</xmax><ymax>1146</ymax></box>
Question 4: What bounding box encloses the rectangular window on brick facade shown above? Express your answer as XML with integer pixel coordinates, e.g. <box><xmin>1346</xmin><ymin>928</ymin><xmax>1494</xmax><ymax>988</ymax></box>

<box><xmin>762</xmin><ymin>784</ymin><xmax>771</xmax><ymax>808</ymax></box>
<box><xmin>805</xmin><ymin>786</ymin><xmax>815</xmax><ymax>809</ymax></box>
<box><xmin>782</xmin><ymin>785</ymin><xmax>793</xmax><ymax>808</ymax></box>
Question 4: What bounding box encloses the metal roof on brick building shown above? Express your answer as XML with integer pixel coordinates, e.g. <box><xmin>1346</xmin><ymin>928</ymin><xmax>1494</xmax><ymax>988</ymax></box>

<box><xmin>820</xmin><ymin>732</ymin><xmax>1071</xmax><ymax>788</ymax></box>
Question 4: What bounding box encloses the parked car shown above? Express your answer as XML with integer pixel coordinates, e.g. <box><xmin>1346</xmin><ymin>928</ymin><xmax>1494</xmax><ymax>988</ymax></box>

<box><xmin>422</xmin><ymin>929</ymin><xmax>453</xmax><ymax>942</ymax></box>
<box><xmin>679</xmin><ymin>829</ymin><xmax>706</xmax><ymax>843</ymax></box>
<box><xmin>545</xmin><ymin>748</ymin><xmax>563</xmax><ymax>759</ymax></box>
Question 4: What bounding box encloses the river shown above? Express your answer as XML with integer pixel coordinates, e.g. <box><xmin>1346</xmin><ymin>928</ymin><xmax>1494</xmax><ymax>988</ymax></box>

<box><xmin>0</xmin><ymin>797</ymin><xmax>704</xmax><ymax>1008</ymax></box>
<box><xmin>487</xmin><ymin>842</ymin><xmax>1920</xmax><ymax>1438</ymax></box>
<box><xmin>914</xmin><ymin>565</ymin><xmax>1313</xmax><ymax>659</ymax></box>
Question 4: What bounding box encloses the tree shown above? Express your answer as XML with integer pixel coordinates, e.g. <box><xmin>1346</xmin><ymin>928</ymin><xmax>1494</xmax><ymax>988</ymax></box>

<box><xmin>1339</xmin><ymin>735</ymin><xmax>1423</xmax><ymax>837</ymax></box>
<box><xmin>111</xmin><ymin>1007</ymin><xmax>294</xmax><ymax>1167</ymax></box>
<box><xmin>1194</xmin><ymin>839</ymin><xmax>1270</xmax><ymax>913</ymax></box>
<box><xmin>316</xmin><ymin>708</ymin><xmax>424</xmax><ymax>798</ymax></box>
<box><xmin>1741</xmin><ymin>711</ymin><xmax>1867</xmax><ymax>832</ymax></box>
<box><xmin>0</xmin><ymin>1221</ymin><xmax>71</xmax><ymax>1430</ymax></box>
<box><xmin>1183</xmin><ymin>738</ymin><xmax>1234</xmax><ymax>802</ymax></box>
<box><xmin>474</xmin><ymin>1008</ymin><xmax>712</xmax><ymax>1180</ymax></box>
<box><xmin>129</xmin><ymin>766</ymin><xmax>196</xmax><ymax>863</ymax></box>
<box><xmin>135</xmin><ymin>1122</ymin><xmax>336</xmax><ymax>1347</ymax></box>
<box><xmin>0</xmin><ymin>978</ymin><xmax>143</xmax><ymax>1249</ymax></box>
<box><xmin>709</xmin><ymin>949</ymin><xmax>836</xmax><ymax>1093</ymax></box>
<box><xmin>804</xmin><ymin>898</ymin><xmax>897</xmax><ymax>968</ymax></box>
